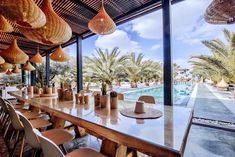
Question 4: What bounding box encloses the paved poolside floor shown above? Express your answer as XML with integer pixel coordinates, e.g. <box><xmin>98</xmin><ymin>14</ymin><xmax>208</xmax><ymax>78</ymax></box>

<box><xmin>184</xmin><ymin>125</ymin><xmax>235</xmax><ymax>157</ymax></box>
<box><xmin>184</xmin><ymin>83</ymin><xmax>235</xmax><ymax>157</ymax></box>
<box><xmin>193</xmin><ymin>84</ymin><xmax>235</xmax><ymax>123</ymax></box>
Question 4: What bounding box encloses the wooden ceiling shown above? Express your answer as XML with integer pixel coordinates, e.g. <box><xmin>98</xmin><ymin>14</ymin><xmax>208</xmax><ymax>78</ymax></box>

<box><xmin>0</xmin><ymin>0</ymin><xmax>183</xmax><ymax>56</ymax></box>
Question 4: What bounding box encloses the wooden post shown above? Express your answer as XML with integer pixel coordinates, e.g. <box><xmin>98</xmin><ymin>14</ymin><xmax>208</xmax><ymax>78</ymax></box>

<box><xmin>21</xmin><ymin>64</ymin><xmax>26</xmax><ymax>85</ymax></box>
<box><xmin>46</xmin><ymin>52</ymin><xmax>50</xmax><ymax>86</ymax></box>
<box><xmin>162</xmin><ymin>0</ymin><xmax>173</xmax><ymax>106</ymax></box>
<box><xmin>76</xmin><ymin>36</ymin><xmax>83</xmax><ymax>92</ymax></box>
<box><xmin>30</xmin><ymin>63</ymin><xmax>36</xmax><ymax>86</ymax></box>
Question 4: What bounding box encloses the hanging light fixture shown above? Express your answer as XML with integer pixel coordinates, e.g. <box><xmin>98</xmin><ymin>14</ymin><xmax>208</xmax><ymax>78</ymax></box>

<box><xmin>0</xmin><ymin>15</ymin><xmax>13</xmax><ymax>33</ymax></box>
<box><xmin>23</xmin><ymin>61</ymin><xmax>35</xmax><ymax>71</ymax></box>
<box><xmin>0</xmin><ymin>0</ymin><xmax>46</xmax><ymax>28</ymax></box>
<box><xmin>88</xmin><ymin>0</ymin><xmax>116</xmax><ymax>35</ymax></box>
<box><xmin>12</xmin><ymin>65</ymin><xmax>21</xmax><ymax>73</ymax></box>
<box><xmin>30</xmin><ymin>46</ymin><xmax>43</xmax><ymax>64</ymax></box>
<box><xmin>0</xmin><ymin>39</ymin><xmax>29</xmax><ymax>64</ymax></box>
<box><xmin>205</xmin><ymin>0</ymin><xmax>235</xmax><ymax>24</ymax></box>
<box><xmin>0</xmin><ymin>62</ymin><xmax>13</xmax><ymax>70</ymax></box>
<box><xmin>50</xmin><ymin>46</ymin><xmax>70</xmax><ymax>62</ymax></box>
<box><xmin>18</xmin><ymin>0</ymin><xmax>72</xmax><ymax>45</ymax></box>
<box><xmin>5</xmin><ymin>69</ymin><xmax>12</xmax><ymax>75</ymax></box>
<box><xmin>0</xmin><ymin>68</ymin><xmax>6</xmax><ymax>73</ymax></box>
<box><xmin>0</xmin><ymin>56</ymin><xmax>5</xmax><ymax>64</ymax></box>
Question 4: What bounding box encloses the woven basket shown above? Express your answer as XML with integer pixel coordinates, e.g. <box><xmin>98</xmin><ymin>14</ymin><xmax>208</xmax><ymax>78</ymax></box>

<box><xmin>12</xmin><ymin>65</ymin><xmax>21</xmax><ymax>73</ymax></box>
<box><xmin>0</xmin><ymin>39</ymin><xmax>29</xmax><ymax>64</ymax></box>
<box><xmin>18</xmin><ymin>0</ymin><xmax>72</xmax><ymax>45</ymax></box>
<box><xmin>88</xmin><ymin>6</ymin><xmax>116</xmax><ymax>35</ymax></box>
<box><xmin>0</xmin><ymin>0</ymin><xmax>46</xmax><ymax>28</ymax></box>
<box><xmin>205</xmin><ymin>0</ymin><xmax>235</xmax><ymax>24</ymax></box>
<box><xmin>0</xmin><ymin>68</ymin><xmax>6</xmax><ymax>73</ymax></box>
<box><xmin>0</xmin><ymin>56</ymin><xmax>5</xmax><ymax>64</ymax></box>
<box><xmin>50</xmin><ymin>46</ymin><xmax>70</xmax><ymax>62</ymax></box>
<box><xmin>30</xmin><ymin>52</ymin><xmax>43</xmax><ymax>64</ymax></box>
<box><xmin>0</xmin><ymin>62</ymin><xmax>13</xmax><ymax>70</ymax></box>
<box><xmin>0</xmin><ymin>15</ymin><xmax>13</xmax><ymax>33</ymax></box>
<box><xmin>23</xmin><ymin>61</ymin><xmax>35</xmax><ymax>71</ymax></box>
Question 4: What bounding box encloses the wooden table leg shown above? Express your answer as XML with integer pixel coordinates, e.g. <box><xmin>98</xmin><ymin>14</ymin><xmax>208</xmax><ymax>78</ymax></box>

<box><xmin>115</xmin><ymin>145</ymin><xmax>127</xmax><ymax>157</ymax></box>
<box><xmin>100</xmin><ymin>139</ymin><xmax>117</xmax><ymax>157</ymax></box>
<box><xmin>50</xmin><ymin>115</ymin><xmax>65</xmax><ymax>129</ymax></box>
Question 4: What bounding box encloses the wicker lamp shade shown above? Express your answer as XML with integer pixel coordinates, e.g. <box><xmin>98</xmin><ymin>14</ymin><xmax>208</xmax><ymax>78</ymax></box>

<box><xmin>50</xmin><ymin>46</ymin><xmax>70</xmax><ymax>62</ymax></box>
<box><xmin>30</xmin><ymin>47</ymin><xmax>43</xmax><ymax>64</ymax></box>
<box><xmin>0</xmin><ymin>0</ymin><xmax>46</xmax><ymax>28</ymax></box>
<box><xmin>18</xmin><ymin>0</ymin><xmax>72</xmax><ymax>45</ymax></box>
<box><xmin>12</xmin><ymin>65</ymin><xmax>21</xmax><ymax>73</ymax></box>
<box><xmin>0</xmin><ymin>68</ymin><xmax>6</xmax><ymax>73</ymax></box>
<box><xmin>0</xmin><ymin>39</ymin><xmax>29</xmax><ymax>64</ymax></box>
<box><xmin>88</xmin><ymin>6</ymin><xmax>116</xmax><ymax>35</ymax></box>
<box><xmin>0</xmin><ymin>15</ymin><xmax>13</xmax><ymax>33</ymax></box>
<box><xmin>23</xmin><ymin>61</ymin><xmax>35</xmax><ymax>71</ymax></box>
<box><xmin>5</xmin><ymin>69</ymin><xmax>12</xmax><ymax>75</ymax></box>
<box><xmin>205</xmin><ymin>0</ymin><xmax>235</xmax><ymax>24</ymax></box>
<box><xmin>0</xmin><ymin>62</ymin><xmax>13</xmax><ymax>70</ymax></box>
<box><xmin>0</xmin><ymin>56</ymin><xmax>5</xmax><ymax>64</ymax></box>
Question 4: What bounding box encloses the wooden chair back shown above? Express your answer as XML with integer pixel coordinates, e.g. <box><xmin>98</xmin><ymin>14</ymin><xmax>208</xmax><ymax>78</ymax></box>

<box><xmin>34</xmin><ymin>129</ymin><xmax>65</xmax><ymax>157</ymax></box>
<box><xmin>19</xmin><ymin>114</ymin><xmax>41</xmax><ymax>149</ymax></box>
<box><xmin>138</xmin><ymin>95</ymin><xmax>156</xmax><ymax>104</ymax></box>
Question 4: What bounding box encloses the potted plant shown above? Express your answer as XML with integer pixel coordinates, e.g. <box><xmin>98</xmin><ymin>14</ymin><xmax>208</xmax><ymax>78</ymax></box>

<box><xmin>110</xmin><ymin>91</ymin><xmax>118</xmax><ymax>109</ymax></box>
<box><xmin>100</xmin><ymin>82</ymin><xmax>108</xmax><ymax>108</ymax></box>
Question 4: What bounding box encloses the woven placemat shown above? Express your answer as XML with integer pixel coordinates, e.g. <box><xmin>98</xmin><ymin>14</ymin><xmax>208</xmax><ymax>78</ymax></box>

<box><xmin>120</xmin><ymin>107</ymin><xmax>163</xmax><ymax>119</ymax></box>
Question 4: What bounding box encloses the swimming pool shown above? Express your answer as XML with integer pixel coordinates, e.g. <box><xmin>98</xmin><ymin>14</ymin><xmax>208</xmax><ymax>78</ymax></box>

<box><xmin>123</xmin><ymin>84</ymin><xmax>193</xmax><ymax>104</ymax></box>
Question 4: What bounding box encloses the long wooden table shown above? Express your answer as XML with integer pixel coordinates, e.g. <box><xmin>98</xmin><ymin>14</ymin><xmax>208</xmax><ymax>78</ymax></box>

<box><xmin>9</xmin><ymin>91</ymin><xmax>193</xmax><ymax>157</ymax></box>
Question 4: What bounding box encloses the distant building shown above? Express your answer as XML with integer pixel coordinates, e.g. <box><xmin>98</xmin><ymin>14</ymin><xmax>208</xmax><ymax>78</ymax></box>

<box><xmin>174</xmin><ymin>68</ymin><xmax>192</xmax><ymax>83</ymax></box>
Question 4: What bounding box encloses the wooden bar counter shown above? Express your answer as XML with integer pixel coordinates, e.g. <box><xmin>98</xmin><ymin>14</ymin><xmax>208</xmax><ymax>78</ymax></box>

<box><xmin>9</xmin><ymin>91</ymin><xmax>193</xmax><ymax>157</ymax></box>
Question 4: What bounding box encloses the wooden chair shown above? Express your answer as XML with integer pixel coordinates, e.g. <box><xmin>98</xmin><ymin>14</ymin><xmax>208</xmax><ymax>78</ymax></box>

<box><xmin>35</xmin><ymin>129</ymin><xmax>107</xmax><ymax>157</ymax></box>
<box><xmin>6</xmin><ymin>104</ymin><xmax>52</xmax><ymax>157</ymax></box>
<box><xmin>19</xmin><ymin>114</ymin><xmax>74</xmax><ymax>155</ymax></box>
<box><xmin>138</xmin><ymin>95</ymin><xmax>156</xmax><ymax>104</ymax></box>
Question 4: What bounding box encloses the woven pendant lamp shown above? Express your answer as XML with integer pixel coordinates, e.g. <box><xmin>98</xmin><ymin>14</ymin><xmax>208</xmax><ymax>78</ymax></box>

<box><xmin>30</xmin><ymin>47</ymin><xmax>43</xmax><ymax>64</ymax></box>
<box><xmin>88</xmin><ymin>0</ymin><xmax>116</xmax><ymax>35</ymax></box>
<box><xmin>50</xmin><ymin>46</ymin><xmax>70</xmax><ymax>62</ymax></box>
<box><xmin>23</xmin><ymin>61</ymin><xmax>35</xmax><ymax>71</ymax></box>
<box><xmin>12</xmin><ymin>65</ymin><xmax>21</xmax><ymax>73</ymax></box>
<box><xmin>0</xmin><ymin>15</ymin><xmax>13</xmax><ymax>33</ymax></box>
<box><xmin>18</xmin><ymin>0</ymin><xmax>72</xmax><ymax>45</ymax></box>
<box><xmin>0</xmin><ymin>39</ymin><xmax>29</xmax><ymax>64</ymax></box>
<box><xmin>0</xmin><ymin>0</ymin><xmax>46</xmax><ymax>28</ymax></box>
<box><xmin>0</xmin><ymin>68</ymin><xmax>6</xmax><ymax>73</ymax></box>
<box><xmin>0</xmin><ymin>62</ymin><xmax>13</xmax><ymax>70</ymax></box>
<box><xmin>0</xmin><ymin>56</ymin><xmax>5</xmax><ymax>64</ymax></box>
<box><xmin>5</xmin><ymin>69</ymin><xmax>12</xmax><ymax>75</ymax></box>
<box><xmin>205</xmin><ymin>0</ymin><xmax>235</xmax><ymax>24</ymax></box>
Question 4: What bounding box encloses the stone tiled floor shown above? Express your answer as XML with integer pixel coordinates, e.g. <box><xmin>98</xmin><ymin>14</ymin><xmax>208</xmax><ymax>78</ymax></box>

<box><xmin>194</xmin><ymin>84</ymin><xmax>235</xmax><ymax>123</ymax></box>
<box><xmin>184</xmin><ymin>125</ymin><xmax>235</xmax><ymax>157</ymax></box>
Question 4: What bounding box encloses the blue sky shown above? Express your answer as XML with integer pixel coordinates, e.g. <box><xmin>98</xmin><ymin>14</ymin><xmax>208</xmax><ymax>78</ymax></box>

<box><xmin>67</xmin><ymin>0</ymin><xmax>235</xmax><ymax>68</ymax></box>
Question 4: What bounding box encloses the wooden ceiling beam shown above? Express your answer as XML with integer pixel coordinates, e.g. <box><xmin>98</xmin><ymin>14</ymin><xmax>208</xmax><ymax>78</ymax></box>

<box><xmin>70</xmin><ymin>0</ymin><xmax>98</xmax><ymax>14</ymax></box>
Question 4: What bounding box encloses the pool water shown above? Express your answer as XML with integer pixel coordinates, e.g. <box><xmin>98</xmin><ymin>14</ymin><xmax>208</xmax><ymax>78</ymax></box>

<box><xmin>123</xmin><ymin>84</ymin><xmax>193</xmax><ymax>104</ymax></box>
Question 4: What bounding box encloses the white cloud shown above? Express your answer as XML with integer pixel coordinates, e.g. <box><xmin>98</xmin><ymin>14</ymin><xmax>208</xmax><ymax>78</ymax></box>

<box><xmin>151</xmin><ymin>44</ymin><xmax>161</xmax><ymax>50</ymax></box>
<box><xmin>132</xmin><ymin>11</ymin><xmax>162</xmax><ymax>39</ymax></box>
<box><xmin>130</xmin><ymin>0</ymin><xmax>235</xmax><ymax>45</ymax></box>
<box><xmin>95</xmin><ymin>29</ymin><xmax>141</xmax><ymax>53</ymax></box>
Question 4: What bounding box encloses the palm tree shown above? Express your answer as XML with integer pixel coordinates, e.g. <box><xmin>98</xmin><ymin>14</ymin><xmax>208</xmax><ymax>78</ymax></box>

<box><xmin>84</xmin><ymin>47</ymin><xmax>127</xmax><ymax>87</ymax></box>
<box><xmin>190</xmin><ymin>29</ymin><xmax>235</xmax><ymax>83</ymax></box>
<box><xmin>124</xmin><ymin>53</ymin><xmax>162</xmax><ymax>88</ymax></box>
